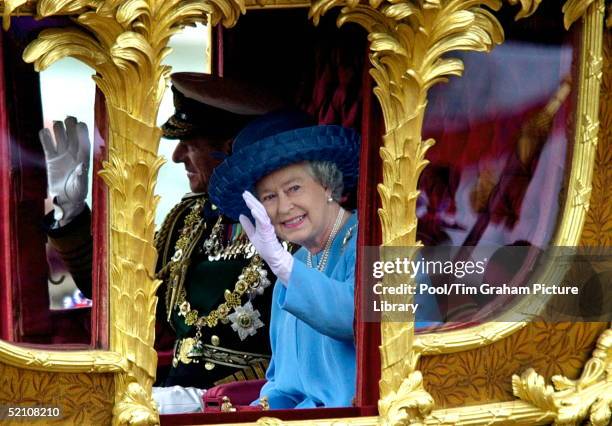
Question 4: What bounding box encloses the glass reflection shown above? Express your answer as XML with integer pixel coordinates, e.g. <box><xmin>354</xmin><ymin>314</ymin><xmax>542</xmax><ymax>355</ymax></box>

<box><xmin>0</xmin><ymin>18</ymin><xmax>95</xmax><ymax>344</ymax></box>
<box><xmin>420</xmin><ymin>33</ymin><xmax>574</xmax><ymax>323</ymax></box>
<box><xmin>421</xmin><ymin>41</ymin><xmax>572</xmax><ymax>248</ymax></box>
<box><xmin>40</xmin><ymin>59</ymin><xmax>95</xmax><ymax>312</ymax></box>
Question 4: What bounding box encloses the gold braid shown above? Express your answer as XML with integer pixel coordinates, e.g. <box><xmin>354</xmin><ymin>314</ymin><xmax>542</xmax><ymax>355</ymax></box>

<box><xmin>155</xmin><ymin>196</ymin><xmax>203</xmax><ymax>277</ymax></box>
<box><xmin>154</xmin><ymin>195</ymin><xmax>207</xmax><ymax>326</ymax></box>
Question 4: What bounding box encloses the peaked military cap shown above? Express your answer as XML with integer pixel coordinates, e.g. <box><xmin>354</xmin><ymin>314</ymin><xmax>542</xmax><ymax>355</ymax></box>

<box><xmin>162</xmin><ymin>72</ymin><xmax>285</xmax><ymax>140</ymax></box>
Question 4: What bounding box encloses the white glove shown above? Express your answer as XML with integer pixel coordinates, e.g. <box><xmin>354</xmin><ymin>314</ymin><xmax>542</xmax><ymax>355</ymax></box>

<box><xmin>239</xmin><ymin>191</ymin><xmax>294</xmax><ymax>284</ymax></box>
<box><xmin>39</xmin><ymin>117</ymin><xmax>90</xmax><ymax>225</ymax></box>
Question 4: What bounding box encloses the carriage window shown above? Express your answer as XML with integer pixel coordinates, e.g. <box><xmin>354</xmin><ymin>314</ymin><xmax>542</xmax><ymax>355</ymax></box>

<box><xmin>418</xmin><ymin>4</ymin><xmax>575</xmax><ymax>324</ymax></box>
<box><xmin>40</xmin><ymin>58</ymin><xmax>95</xmax><ymax>310</ymax></box>
<box><xmin>420</xmin><ymin>42</ymin><xmax>573</xmax><ymax>249</ymax></box>
<box><xmin>0</xmin><ymin>17</ymin><xmax>98</xmax><ymax>343</ymax></box>
<box><xmin>37</xmin><ymin>24</ymin><xmax>209</xmax><ymax>316</ymax></box>
<box><xmin>155</xmin><ymin>23</ymin><xmax>209</xmax><ymax>226</ymax></box>
<box><xmin>142</xmin><ymin>8</ymin><xmax>370</xmax><ymax>418</ymax></box>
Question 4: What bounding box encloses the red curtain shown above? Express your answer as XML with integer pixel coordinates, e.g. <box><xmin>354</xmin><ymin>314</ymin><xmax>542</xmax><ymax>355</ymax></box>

<box><xmin>0</xmin><ymin>24</ymin><xmax>51</xmax><ymax>343</ymax></box>
<box><xmin>355</xmin><ymin>64</ymin><xmax>383</xmax><ymax>408</ymax></box>
<box><xmin>0</xmin><ymin>29</ymin><xmax>13</xmax><ymax>341</ymax></box>
<box><xmin>91</xmin><ymin>88</ymin><xmax>109</xmax><ymax>348</ymax></box>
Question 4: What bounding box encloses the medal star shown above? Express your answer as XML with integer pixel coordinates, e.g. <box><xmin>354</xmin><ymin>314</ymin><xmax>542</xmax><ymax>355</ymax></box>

<box><xmin>228</xmin><ymin>301</ymin><xmax>264</xmax><ymax>341</ymax></box>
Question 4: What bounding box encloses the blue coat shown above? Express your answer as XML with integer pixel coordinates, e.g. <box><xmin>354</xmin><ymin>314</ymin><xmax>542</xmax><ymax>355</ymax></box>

<box><xmin>257</xmin><ymin>214</ymin><xmax>440</xmax><ymax>409</ymax></box>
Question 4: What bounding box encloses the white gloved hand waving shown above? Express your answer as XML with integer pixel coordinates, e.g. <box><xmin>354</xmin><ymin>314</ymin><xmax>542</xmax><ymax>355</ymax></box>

<box><xmin>239</xmin><ymin>191</ymin><xmax>294</xmax><ymax>285</ymax></box>
<box><xmin>39</xmin><ymin>117</ymin><xmax>90</xmax><ymax>225</ymax></box>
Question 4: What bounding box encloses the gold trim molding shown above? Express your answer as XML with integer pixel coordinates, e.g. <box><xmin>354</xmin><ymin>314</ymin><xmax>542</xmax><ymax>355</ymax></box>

<box><xmin>0</xmin><ymin>341</ymin><xmax>126</xmax><ymax>373</ymax></box>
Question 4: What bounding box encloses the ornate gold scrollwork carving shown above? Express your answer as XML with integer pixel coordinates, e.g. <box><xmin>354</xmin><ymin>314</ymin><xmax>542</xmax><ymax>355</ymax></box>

<box><xmin>512</xmin><ymin>329</ymin><xmax>612</xmax><ymax>426</ymax></box>
<box><xmin>113</xmin><ymin>377</ymin><xmax>159</xmax><ymax>426</ymax></box>
<box><xmin>310</xmin><ymin>0</ymin><xmax>504</xmax><ymax>423</ymax></box>
<box><xmin>505</xmin><ymin>0</ymin><xmax>542</xmax><ymax>20</ymax></box>
<box><xmin>2</xmin><ymin>0</ymin><xmax>29</xmax><ymax>30</ymax></box>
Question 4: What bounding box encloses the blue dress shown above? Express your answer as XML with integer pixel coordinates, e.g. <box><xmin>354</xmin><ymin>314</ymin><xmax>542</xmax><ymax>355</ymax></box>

<box><xmin>257</xmin><ymin>214</ymin><xmax>439</xmax><ymax>409</ymax></box>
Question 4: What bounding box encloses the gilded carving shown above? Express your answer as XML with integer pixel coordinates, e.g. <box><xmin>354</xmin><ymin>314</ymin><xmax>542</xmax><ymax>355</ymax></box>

<box><xmin>113</xmin><ymin>378</ymin><xmax>159</xmax><ymax>426</ymax></box>
<box><xmin>505</xmin><ymin>0</ymin><xmax>542</xmax><ymax>20</ymax></box>
<box><xmin>581</xmin><ymin>15</ymin><xmax>611</xmax><ymax>248</ymax></box>
<box><xmin>511</xmin><ymin>329</ymin><xmax>612</xmax><ymax>426</ymax></box>
<box><xmin>0</xmin><ymin>0</ymin><xmax>607</xmax><ymax>425</ymax></box>
<box><xmin>419</xmin><ymin>322</ymin><xmax>608</xmax><ymax>407</ymax></box>
<box><xmin>0</xmin><ymin>361</ymin><xmax>115</xmax><ymax>425</ymax></box>
<box><xmin>572</xmin><ymin>177</ymin><xmax>592</xmax><ymax>212</ymax></box>
<box><xmin>581</xmin><ymin>114</ymin><xmax>600</xmax><ymax>149</ymax></box>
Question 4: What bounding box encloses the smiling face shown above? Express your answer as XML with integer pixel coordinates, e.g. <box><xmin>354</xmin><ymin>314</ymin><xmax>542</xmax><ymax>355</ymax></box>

<box><xmin>255</xmin><ymin>162</ymin><xmax>339</xmax><ymax>252</ymax></box>
<box><xmin>172</xmin><ymin>136</ymin><xmax>231</xmax><ymax>193</ymax></box>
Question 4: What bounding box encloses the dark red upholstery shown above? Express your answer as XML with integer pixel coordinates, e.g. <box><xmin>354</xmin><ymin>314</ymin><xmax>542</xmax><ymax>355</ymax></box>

<box><xmin>203</xmin><ymin>379</ymin><xmax>266</xmax><ymax>412</ymax></box>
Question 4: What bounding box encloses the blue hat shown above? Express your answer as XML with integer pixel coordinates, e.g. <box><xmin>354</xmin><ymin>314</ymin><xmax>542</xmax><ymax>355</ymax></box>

<box><xmin>208</xmin><ymin>110</ymin><xmax>360</xmax><ymax>220</ymax></box>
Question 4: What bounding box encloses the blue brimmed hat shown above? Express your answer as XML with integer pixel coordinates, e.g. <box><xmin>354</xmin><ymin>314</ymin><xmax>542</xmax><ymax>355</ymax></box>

<box><xmin>208</xmin><ymin>110</ymin><xmax>360</xmax><ymax>220</ymax></box>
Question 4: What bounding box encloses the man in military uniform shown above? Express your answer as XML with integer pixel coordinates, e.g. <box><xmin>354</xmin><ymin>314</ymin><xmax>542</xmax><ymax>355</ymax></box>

<box><xmin>40</xmin><ymin>73</ymin><xmax>282</xmax><ymax>400</ymax></box>
<box><xmin>154</xmin><ymin>73</ymin><xmax>283</xmax><ymax>389</ymax></box>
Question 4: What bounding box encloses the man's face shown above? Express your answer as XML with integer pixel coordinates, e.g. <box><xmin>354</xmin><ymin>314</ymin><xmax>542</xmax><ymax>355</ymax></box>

<box><xmin>172</xmin><ymin>136</ymin><xmax>230</xmax><ymax>193</ymax></box>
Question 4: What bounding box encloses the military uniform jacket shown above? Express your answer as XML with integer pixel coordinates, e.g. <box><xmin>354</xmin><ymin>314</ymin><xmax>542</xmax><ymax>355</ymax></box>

<box><xmin>46</xmin><ymin>193</ymin><xmax>274</xmax><ymax>389</ymax></box>
<box><xmin>154</xmin><ymin>193</ymin><xmax>273</xmax><ymax>388</ymax></box>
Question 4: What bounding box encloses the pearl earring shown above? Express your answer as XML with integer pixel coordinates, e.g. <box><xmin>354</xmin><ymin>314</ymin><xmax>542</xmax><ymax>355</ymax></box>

<box><xmin>327</xmin><ymin>197</ymin><xmax>333</xmax><ymax>203</ymax></box>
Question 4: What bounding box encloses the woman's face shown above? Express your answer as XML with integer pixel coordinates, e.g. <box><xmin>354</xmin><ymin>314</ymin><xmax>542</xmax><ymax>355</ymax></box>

<box><xmin>256</xmin><ymin>162</ymin><xmax>335</xmax><ymax>251</ymax></box>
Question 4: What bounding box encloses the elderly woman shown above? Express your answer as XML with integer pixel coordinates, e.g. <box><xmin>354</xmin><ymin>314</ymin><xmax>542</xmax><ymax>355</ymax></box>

<box><xmin>209</xmin><ymin>111</ymin><xmax>437</xmax><ymax>409</ymax></box>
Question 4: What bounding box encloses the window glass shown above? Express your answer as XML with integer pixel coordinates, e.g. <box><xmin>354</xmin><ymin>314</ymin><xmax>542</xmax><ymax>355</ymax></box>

<box><xmin>155</xmin><ymin>23</ymin><xmax>209</xmax><ymax>227</ymax></box>
<box><xmin>40</xmin><ymin>59</ymin><xmax>95</xmax><ymax>310</ymax></box>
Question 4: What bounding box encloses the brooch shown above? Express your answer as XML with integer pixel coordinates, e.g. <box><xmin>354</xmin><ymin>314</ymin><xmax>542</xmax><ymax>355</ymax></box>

<box><xmin>342</xmin><ymin>224</ymin><xmax>357</xmax><ymax>248</ymax></box>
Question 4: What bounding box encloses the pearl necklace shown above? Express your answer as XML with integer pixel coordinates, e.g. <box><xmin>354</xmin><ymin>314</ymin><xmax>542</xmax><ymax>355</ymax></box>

<box><xmin>306</xmin><ymin>208</ymin><xmax>345</xmax><ymax>272</ymax></box>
